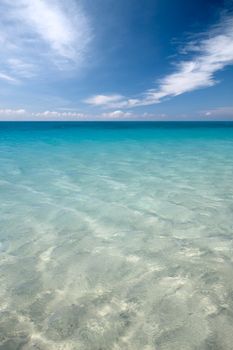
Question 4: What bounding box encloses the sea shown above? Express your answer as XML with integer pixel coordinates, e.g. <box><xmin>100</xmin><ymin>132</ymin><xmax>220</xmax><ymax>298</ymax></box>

<box><xmin>0</xmin><ymin>122</ymin><xmax>233</xmax><ymax>349</ymax></box>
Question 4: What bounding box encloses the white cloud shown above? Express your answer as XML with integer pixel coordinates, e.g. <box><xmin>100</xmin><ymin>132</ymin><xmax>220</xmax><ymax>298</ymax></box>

<box><xmin>0</xmin><ymin>108</ymin><xmax>26</xmax><ymax>115</ymax></box>
<box><xmin>31</xmin><ymin>109</ymin><xmax>135</xmax><ymax>120</ymax></box>
<box><xmin>85</xmin><ymin>94</ymin><xmax>124</xmax><ymax>106</ymax></box>
<box><xmin>33</xmin><ymin>111</ymin><xmax>86</xmax><ymax>118</ymax></box>
<box><xmin>201</xmin><ymin>106</ymin><xmax>233</xmax><ymax>120</ymax></box>
<box><xmin>0</xmin><ymin>108</ymin><xmax>160</xmax><ymax>121</ymax></box>
<box><xmin>0</xmin><ymin>72</ymin><xmax>19</xmax><ymax>84</ymax></box>
<box><xmin>7</xmin><ymin>59</ymin><xmax>37</xmax><ymax>78</ymax></box>
<box><xmin>0</xmin><ymin>108</ymin><xmax>86</xmax><ymax>120</ymax></box>
<box><xmin>0</xmin><ymin>0</ymin><xmax>92</xmax><ymax>82</ymax></box>
<box><xmin>101</xmin><ymin>110</ymin><xmax>133</xmax><ymax>119</ymax></box>
<box><xmin>86</xmin><ymin>14</ymin><xmax>233</xmax><ymax>108</ymax></box>
<box><xmin>16</xmin><ymin>0</ymin><xmax>91</xmax><ymax>61</ymax></box>
<box><xmin>2</xmin><ymin>106</ymin><xmax>233</xmax><ymax>121</ymax></box>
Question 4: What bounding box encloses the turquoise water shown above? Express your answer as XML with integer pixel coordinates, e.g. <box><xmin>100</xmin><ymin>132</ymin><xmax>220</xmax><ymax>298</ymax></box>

<box><xmin>1</xmin><ymin>122</ymin><xmax>233</xmax><ymax>350</ymax></box>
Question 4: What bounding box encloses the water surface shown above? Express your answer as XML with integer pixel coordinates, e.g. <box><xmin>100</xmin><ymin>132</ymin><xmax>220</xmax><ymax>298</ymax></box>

<box><xmin>1</xmin><ymin>122</ymin><xmax>233</xmax><ymax>349</ymax></box>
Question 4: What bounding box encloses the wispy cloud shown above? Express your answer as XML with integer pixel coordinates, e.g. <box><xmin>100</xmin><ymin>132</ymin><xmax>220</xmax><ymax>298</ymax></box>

<box><xmin>0</xmin><ymin>72</ymin><xmax>20</xmax><ymax>84</ymax></box>
<box><xmin>86</xmin><ymin>13</ymin><xmax>233</xmax><ymax>109</ymax></box>
<box><xmin>7</xmin><ymin>59</ymin><xmax>37</xmax><ymax>79</ymax></box>
<box><xmin>0</xmin><ymin>108</ymin><xmax>166</xmax><ymax>121</ymax></box>
<box><xmin>0</xmin><ymin>108</ymin><xmax>86</xmax><ymax>120</ymax></box>
<box><xmin>200</xmin><ymin>106</ymin><xmax>233</xmax><ymax>120</ymax></box>
<box><xmin>0</xmin><ymin>108</ymin><xmax>26</xmax><ymax>116</ymax></box>
<box><xmin>33</xmin><ymin>110</ymin><xmax>135</xmax><ymax>120</ymax></box>
<box><xmin>0</xmin><ymin>0</ymin><xmax>92</xmax><ymax>83</ymax></box>
<box><xmin>32</xmin><ymin>111</ymin><xmax>86</xmax><ymax>118</ymax></box>
<box><xmin>85</xmin><ymin>94</ymin><xmax>124</xmax><ymax>106</ymax></box>
<box><xmin>101</xmin><ymin>110</ymin><xmax>133</xmax><ymax>119</ymax></box>
<box><xmin>2</xmin><ymin>106</ymin><xmax>232</xmax><ymax>121</ymax></box>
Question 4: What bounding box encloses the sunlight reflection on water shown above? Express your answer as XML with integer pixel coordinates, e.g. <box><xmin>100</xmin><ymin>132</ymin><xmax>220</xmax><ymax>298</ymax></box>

<box><xmin>1</xmin><ymin>122</ymin><xmax>233</xmax><ymax>349</ymax></box>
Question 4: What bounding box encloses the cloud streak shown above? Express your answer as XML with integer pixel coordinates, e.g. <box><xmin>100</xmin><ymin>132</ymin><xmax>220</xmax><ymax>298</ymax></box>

<box><xmin>0</xmin><ymin>108</ymin><xmax>26</xmax><ymax>116</ymax></box>
<box><xmin>86</xmin><ymin>13</ymin><xmax>233</xmax><ymax>109</ymax></box>
<box><xmin>1</xmin><ymin>106</ymin><xmax>233</xmax><ymax>121</ymax></box>
<box><xmin>0</xmin><ymin>108</ymin><xmax>162</xmax><ymax>121</ymax></box>
<box><xmin>201</xmin><ymin>106</ymin><xmax>233</xmax><ymax>120</ymax></box>
<box><xmin>0</xmin><ymin>72</ymin><xmax>20</xmax><ymax>84</ymax></box>
<box><xmin>85</xmin><ymin>94</ymin><xmax>124</xmax><ymax>106</ymax></box>
<box><xmin>0</xmin><ymin>0</ymin><xmax>92</xmax><ymax>82</ymax></box>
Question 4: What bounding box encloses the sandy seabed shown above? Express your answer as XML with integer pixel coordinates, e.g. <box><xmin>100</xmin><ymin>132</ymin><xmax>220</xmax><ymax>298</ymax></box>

<box><xmin>1</xmin><ymin>123</ymin><xmax>233</xmax><ymax>349</ymax></box>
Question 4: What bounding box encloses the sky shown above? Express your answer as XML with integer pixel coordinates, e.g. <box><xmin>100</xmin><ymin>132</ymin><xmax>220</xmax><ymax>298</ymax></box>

<box><xmin>0</xmin><ymin>0</ymin><xmax>233</xmax><ymax>121</ymax></box>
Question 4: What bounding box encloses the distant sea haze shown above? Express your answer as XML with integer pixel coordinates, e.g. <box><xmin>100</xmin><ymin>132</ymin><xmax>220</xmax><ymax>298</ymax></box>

<box><xmin>1</xmin><ymin>122</ymin><xmax>233</xmax><ymax>349</ymax></box>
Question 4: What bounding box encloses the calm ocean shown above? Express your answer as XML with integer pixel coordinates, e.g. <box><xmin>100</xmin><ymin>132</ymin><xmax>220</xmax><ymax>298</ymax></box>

<box><xmin>1</xmin><ymin>122</ymin><xmax>233</xmax><ymax>349</ymax></box>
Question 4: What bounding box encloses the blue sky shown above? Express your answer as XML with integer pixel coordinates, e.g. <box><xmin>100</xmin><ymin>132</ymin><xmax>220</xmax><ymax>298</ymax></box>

<box><xmin>0</xmin><ymin>0</ymin><xmax>233</xmax><ymax>120</ymax></box>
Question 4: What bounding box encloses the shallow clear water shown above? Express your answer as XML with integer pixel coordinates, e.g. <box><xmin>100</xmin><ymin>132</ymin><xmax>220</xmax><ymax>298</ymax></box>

<box><xmin>1</xmin><ymin>122</ymin><xmax>233</xmax><ymax>350</ymax></box>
